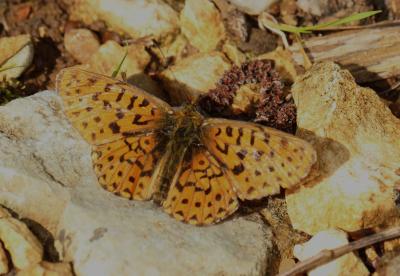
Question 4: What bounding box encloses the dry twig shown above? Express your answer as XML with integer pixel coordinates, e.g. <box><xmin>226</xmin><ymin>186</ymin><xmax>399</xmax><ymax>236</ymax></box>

<box><xmin>279</xmin><ymin>226</ymin><xmax>400</xmax><ymax>276</ymax></box>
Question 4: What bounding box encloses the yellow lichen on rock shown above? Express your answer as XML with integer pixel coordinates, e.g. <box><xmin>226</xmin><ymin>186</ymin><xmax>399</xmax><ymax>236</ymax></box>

<box><xmin>17</xmin><ymin>261</ymin><xmax>73</xmax><ymax>276</ymax></box>
<box><xmin>86</xmin><ymin>40</ymin><xmax>151</xmax><ymax>79</ymax></box>
<box><xmin>0</xmin><ymin>206</ymin><xmax>11</xmax><ymax>219</ymax></box>
<box><xmin>256</xmin><ymin>47</ymin><xmax>298</xmax><ymax>84</ymax></box>
<box><xmin>0</xmin><ymin>34</ymin><xmax>34</xmax><ymax>79</ymax></box>
<box><xmin>160</xmin><ymin>51</ymin><xmax>231</xmax><ymax>104</ymax></box>
<box><xmin>287</xmin><ymin>62</ymin><xmax>400</xmax><ymax>234</ymax></box>
<box><xmin>0</xmin><ymin>217</ymin><xmax>43</xmax><ymax>270</ymax></box>
<box><xmin>0</xmin><ymin>243</ymin><xmax>9</xmax><ymax>274</ymax></box>
<box><xmin>180</xmin><ymin>0</ymin><xmax>226</xmax><ymax>52</ymax></box>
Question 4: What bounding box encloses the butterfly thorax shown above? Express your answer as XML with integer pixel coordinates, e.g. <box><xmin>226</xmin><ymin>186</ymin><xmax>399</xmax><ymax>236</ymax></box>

<box><xmin>153</xmin><ymin>104</ymin><xmax>204</xmax><ymax>203</ymax></box>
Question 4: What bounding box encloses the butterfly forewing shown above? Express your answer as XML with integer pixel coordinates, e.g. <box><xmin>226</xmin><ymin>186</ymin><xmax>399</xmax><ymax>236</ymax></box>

<box><xmin>201</xmin><ymin>118</ymin><xmax>317</xmax><ymax>200</ymax></box>
<box><xmin>56</xmin><ymin>67</ymin><xmax>171</xmax><ymax>145</ymax></box>
<box><xmin>163</xmin><ymin>147</ymin><xmax>239</xmax><ymax>225</ymax></box>
<box><xmin>57</xmin><ymin>67</ymin><xmax>172</xmax><ymax>200</ymax></box>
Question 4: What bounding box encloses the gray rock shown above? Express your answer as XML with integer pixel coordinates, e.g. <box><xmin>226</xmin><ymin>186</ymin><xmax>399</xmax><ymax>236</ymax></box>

<box><xmin>297</xmin><ymin>0</ymin><xmax>330</xmax><ymax>16</ymax></box>
<box><xmin>229</xmin><ymin>0</ymin><xmax>278</xmax><ymax>15</ymax></box>
<box><xmin>0</xmin><ymin>91</ymin><xmax>275</xmax><ymax>275</ymax></box>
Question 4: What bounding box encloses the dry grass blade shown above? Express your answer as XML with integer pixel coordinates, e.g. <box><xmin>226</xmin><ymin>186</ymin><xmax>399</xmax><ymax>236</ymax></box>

<box><xmin>267</xmin><ymin>10</ymin><xmax>381</xmax><ymax>34</ymax></box>
<box><xmin>279</xmin><ymin>226</ymin><xmax>400</xmax><ymax>276</ymax></box>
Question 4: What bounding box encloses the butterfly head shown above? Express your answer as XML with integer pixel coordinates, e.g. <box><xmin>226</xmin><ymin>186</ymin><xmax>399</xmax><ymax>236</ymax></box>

<box><xmin>157</xmin><ymin>104</ymin><xmax>204</xmax><ymax>148</ymax></box>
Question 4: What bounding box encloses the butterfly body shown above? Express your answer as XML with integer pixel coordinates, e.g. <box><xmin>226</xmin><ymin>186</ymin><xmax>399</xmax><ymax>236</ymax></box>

<box><xmin>152</xmin><ymin>104</ymin><xmax>205</xmax><ymax>203</ymax></box>
<box><xmin>57</xmin><ymin>68</ymin><xmax>317</xmax><ymax>225</ymax></box>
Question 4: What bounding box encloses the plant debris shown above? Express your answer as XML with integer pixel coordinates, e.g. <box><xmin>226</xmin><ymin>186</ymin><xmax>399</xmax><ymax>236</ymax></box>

<box><xmin>198</xmin><ymin>59</ymin><xmax>297</xmax><ymax>133</ymax></box>
<box><xmin>0</xmin><ymin>77</ymin><xmax>25</xmax><ymax>105</ymax></box>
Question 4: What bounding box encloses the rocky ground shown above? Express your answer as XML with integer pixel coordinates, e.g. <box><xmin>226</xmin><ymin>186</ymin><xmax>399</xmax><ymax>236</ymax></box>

<box><xmin>0</xmin><ymin>0</ymin><xmax>400</xmax><ymax>275</ymax></box>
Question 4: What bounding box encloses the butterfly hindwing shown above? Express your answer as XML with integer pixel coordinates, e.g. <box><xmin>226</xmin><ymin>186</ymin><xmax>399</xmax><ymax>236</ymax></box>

<box><xmin>201</xmin><ymin>118</ymin><xmax>317</xmax><ymax>200</ymax></box>
<box><xmin>57</xmin><ymin>67</ymin><xmax>173</xmax><ymax>200</ymax></box>
<box><xmin>92</xmin><ymin>134</ymin><xmax>162</xmax><ymax>200</ymax></box>
<box><xmin>163</xmin><ymin>147</ymin><xmax>239</xmax><ymax>225</ymax></box>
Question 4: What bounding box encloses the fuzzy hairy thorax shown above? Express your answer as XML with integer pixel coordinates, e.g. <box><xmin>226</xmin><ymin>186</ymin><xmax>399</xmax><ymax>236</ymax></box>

<box><xmin>153</xmin><ymin>104</ymin><xmax>205</xmax><ymax>203</ymax></box>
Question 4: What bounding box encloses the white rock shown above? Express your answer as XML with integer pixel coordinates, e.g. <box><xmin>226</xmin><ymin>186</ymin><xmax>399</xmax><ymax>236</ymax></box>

<box><xmin>0</xmin><ymin>34</ymin><xmax>34</xmax><ymax>79</ymax></box>
<box><xmin>70</xmin><ymin>0</ymin><xmax>179</xmax><ymax>39</ymax></box>
<box><xmin>287</xmin><ymin>62</ymin><xmax>400</xmax><ymax>234</ymax></box>
<box><xmin>0</xmin><ymin>91</ymin><xmax>276</xmax><ymax>275</ymax></box>
<box><xmin>229</xmin><ymin>0</ymin><xmax>278</xmax><ymax>15</ymax></box>
<box><xmin>293</xmin><ymin>229</ymin><xmax>369</xmax><ymax>276</ymax></box>
<box><xmin>297</xmin><ymin>0</ymin><xmax>330</xmax><ymax>16</ymax></box>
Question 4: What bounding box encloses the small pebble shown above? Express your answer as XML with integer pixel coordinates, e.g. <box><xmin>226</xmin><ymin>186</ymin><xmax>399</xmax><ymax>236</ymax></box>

<box><xmin>64</xmin><ymin>28</ymin><xmax>100</xmax><ymax>64</ymax></box>
<box><xmin>14</xmin><ymin>4</ymin><xmax>32</xmax><ymax>21</ymax></box>
<box><xmin>101</xmin><ymin>30</ymin><xmax>122</xmax><ymax>45</ymax></box>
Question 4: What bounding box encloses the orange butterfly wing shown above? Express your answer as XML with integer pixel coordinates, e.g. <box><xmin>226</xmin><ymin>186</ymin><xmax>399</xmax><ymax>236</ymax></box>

<box><xmin>163</xmin><ymin>147</ymin><xmax>238</xmax><ymax>225</ymax></box>
<box><xmin>56</xmin><ymin>68</ymin><xmax>172</xmax><ymax>200</ymax></box>
<box><xmin>201</xmin><ymin>118</ymin><xmax>317</xmax><ymax>200</ymax></box>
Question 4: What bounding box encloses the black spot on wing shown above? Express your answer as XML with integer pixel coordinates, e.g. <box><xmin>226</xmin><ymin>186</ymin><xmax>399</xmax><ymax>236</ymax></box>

<box><xmin>132</xmin><ymin>114</ymin><xmax>149</xmax><ymax>126</ymax></box>
<box><xmin>127</xmin><ymin>96</ymin><xmax>138</xmax><ymax>110</ymax></box>
<box><xmin>236</xmin><ymin>127</ymin><xmax>243</xmax><ymax>145</ymax></box>
<box><xmin>232</xmin><ymin>163</ymin><xmax>245</xmax><ymax>175</ymax></box>
<box><xmin>226</xmin><ymin>126</ymin><xmax>233</xmax><ymax>137</ymax></box>
<box><xmin>216</xmin><ymin>143</ymin><xmax>229</xmax><ymax>155</ymax></box>
<box><xmin>236</xmin><ymin>149</ymin><xmax>247</xmax><ymax>160</ymax></box>
<box><xmin>109</xmin><ymin>122</ymin><xmax>120</xmax><ymax>133</ymax></box>
<box><xmin>139</xmin><ymin>99</ymin><xmax>150</xmax><ymax>107</ymax></box>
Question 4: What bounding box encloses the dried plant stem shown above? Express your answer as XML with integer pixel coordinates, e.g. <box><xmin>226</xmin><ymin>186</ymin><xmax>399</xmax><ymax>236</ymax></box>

<box><xmin>279</xmin><ymin>226</ymin><xmax>400</xmax><ymax>276</ymax></box>
<box><xmin>293</xmin><ymin>34</ymin><xmax>312</xmax><ymax>70</ymax></box>
<box><xmin>258</xmin><ymin>12</ymin><xmax>290</xmax><ymax>49</ymax></box>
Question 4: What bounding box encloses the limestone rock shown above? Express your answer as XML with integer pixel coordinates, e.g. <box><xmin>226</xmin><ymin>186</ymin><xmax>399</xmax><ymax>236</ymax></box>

<box><xmin>287</xmin><ymin>62</ymin><xmax>400</xmax><ymax>234</ymax></box>
<box><xmin>0</xmin><ymin>206</ymin><xmax>11</xmax><ymax>218</ymax></box>
<box><xmin>160</xmin><ymin>51</ymin><xmax>231</xmax><ymax>104</ymax></box>
<box><xmin>0</xmin><ymin>243</ymin><xmax>9</xmax><ymax>274</ymax></box>
<box><xmin>0</xmin><ymin>91</ymin><xmax>276</xmax><ymax>275</ymax></box>
<box><xmin>180</xmin><ymin>0</ymin><xmax>226</xmax><ymax>52</ymax></box>
<box><xmin>0</xmin><ymin>34</ymin><xmax>33</xmax><ymax>79</ymax></box>
<box><xmin>222</xmin><ymin>42</ymin><xmax>246</xmax><ymax>66</ymax></box>
<box><xmin>151</xmin><ymin>34</ymin><xmax>189</xmax><ymax>64</ymax></box>
<box><xmin>69</xmin><ymin>0</ymin><xmax>179</xmax><ymax>39</ymax></box>
<box><xmin>229</xmin><ymin>0</ymin><xmax>278</xmax><ymax>15</ymax></box>
<box><xmin>85</xmin><ymin>40</ymin><xmax>151</xmax><ymax>79</ymax></box>
<box><xmin>64</xmin><ymin>28</ymin><xmax>100</xmax><ymax>64</ymax></box>
<box><xmin>256</xmin><ymin>47</ymin><xmax>298</xmax><ymax>84</ymax></box>
<box><xmin>293</xmin><ymin>229</ymin><xmax>369</xmax><ymax>276</ymax></box>
<box><xmin>17</xmin><ymin>261</ymin><xmax>73</xmax><ymax>276</ymax></box>
<box><xmin>0</xmin><ymin>217</ymin><xmax>43</xmax><ymax>270</ymax></box>
<box><xmin>376</xmin><ymin>252</ymin><xmax>400</xmax><ymax>276</ymax></box>
<box><xmin>297</xmin><ymin>0</ymin><xmax>330</xmax><ymax>16</ymax></box>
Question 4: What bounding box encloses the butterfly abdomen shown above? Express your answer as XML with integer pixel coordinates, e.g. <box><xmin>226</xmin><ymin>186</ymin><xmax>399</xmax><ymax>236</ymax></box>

<box><xmin>153</xmin><ymin>106</ymin><xmax>205</xmax><ymax>203</ymax></box>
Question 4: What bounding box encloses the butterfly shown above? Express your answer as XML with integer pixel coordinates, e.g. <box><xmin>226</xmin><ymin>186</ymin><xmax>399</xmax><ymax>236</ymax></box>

<box><xmin>56</xmin><ymin>67</ymin><xmax>317</xmax><ymax>225</ymax></box>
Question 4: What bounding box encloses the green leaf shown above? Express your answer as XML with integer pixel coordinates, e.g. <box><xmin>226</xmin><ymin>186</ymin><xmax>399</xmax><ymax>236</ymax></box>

<box><xmin>111</xmin><ymin>51</ymin><xmax>128</xmax><ymax>78</ymax></box>
<box><xmin>270</xmin><ymin>10</ymin><xmax>381</xmax><ymax>34</ymax></box>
